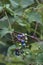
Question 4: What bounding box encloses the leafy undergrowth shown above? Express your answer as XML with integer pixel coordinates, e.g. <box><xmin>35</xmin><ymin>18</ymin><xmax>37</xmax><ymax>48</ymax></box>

<box><xmin>0</xmin><ymin>0</ymin><xmax>43</xmax><ymax>65</ymax></box>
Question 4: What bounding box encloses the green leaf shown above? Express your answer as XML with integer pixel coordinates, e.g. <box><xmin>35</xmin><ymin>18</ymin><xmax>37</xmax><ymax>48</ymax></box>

<box><xmin>0</xmin><ymin>0</ymin><xmax>9</xmax><ymax>4</ymax></box>
<box><xmin>36</xmin><ymin>53</ymin><xmax>43</xmax><ymax>64</ymax></box>
<box><xmin>24</xmin><ymin>8</ymin><xmax>42</xmax><ymax>24</ymax></box>
<box><xmin>36</xmin><ymin>4</ymin><xmax>43</xmax><ymax>25</ymax></box>
<box><xmin>0</xmin><ymin>41</ymin><xmax>6</xmax><ymax>46</ymax></box>
<box><xmin>0</xmin><ymin>16</ymin><xmax>9</xmax><ymax>28</ymax></box>
<box><xmin>21</xmin><ymin>0</ymin><xmax>34</xmax><ymax>8</ymax></box>
<box><xmin>9</xmin><ymin>0</ymin><xmax>19</xmax><ymax>8</ymax></box>
<box><xmin>29</xmin><ymin>11</ymin><xmax>42</xmax><ymax>23</ymax></box>
<box><xmin>0</xmin><ymin>28</ymin><xmax>14</xmax><ymax>38</ymax></box>
<box><xmin>31</xmin><ymin>42</ymin><xmax>43</xmax><ymax>53</ymax></box>
<box><xmin>14</xmin><ymin>16</ymin><xmax>26</xmax><ymax>26</ymax></box>
<box><xmin>0</xmin><ymin>6</ymin><xmax>3</xmax><ymax>13</ymax></box>
<box><xmin>15</xmin><ymin>8</ymin><xmax>23</xmax><ymax>16</ymax></box>
<box><xmin>9</xmin><ymin>0</ymin><xmax>34</xmax><ymax>8</ymax></box>
<box><xmin>5</xmin><ymin>4</ymin><xmax>14</xmax><ymax>16</ymax></box>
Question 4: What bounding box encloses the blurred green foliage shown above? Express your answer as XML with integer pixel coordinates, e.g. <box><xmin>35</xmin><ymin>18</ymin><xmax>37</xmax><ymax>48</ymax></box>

<box><xmin>0</xmin><ymin>0</ymin><xmax>43</xmax><ymax>65</ymax></box>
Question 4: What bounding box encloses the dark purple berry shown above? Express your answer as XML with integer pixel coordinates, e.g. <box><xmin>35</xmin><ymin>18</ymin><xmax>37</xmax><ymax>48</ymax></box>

<box><xmin>17</xmin><ymin>34</ymin><xmax>22</xmax><ymax>38</ymax></box>
<box><xmin>15</xmin><ymin>49</ymin><xmax>20</xmax><ymax>56</ymax></box>
<box><xmin>21</xmin><ymin>40</ymin><xmax>25</xmax><ymax>44</ymax></box>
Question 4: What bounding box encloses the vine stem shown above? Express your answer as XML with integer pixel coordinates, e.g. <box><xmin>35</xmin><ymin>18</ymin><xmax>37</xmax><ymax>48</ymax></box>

<box><xmin>36</xmin><ymin>0</ymin><xmax>40</xmax><ymax>4</ymax></box>
<box><xmin>40</xmin><ymin>29</ymin><xmax>43</xmax><ymax>40</ymax></box>
<box><xmin>33</xmin><ymin>23</ymin><xmax>38</xmax><ymax>36</ymax></box>
<box><xmin>5</xmin><ymin>11</ymin><xmax>14</xmax><ymax>43</ymax></box>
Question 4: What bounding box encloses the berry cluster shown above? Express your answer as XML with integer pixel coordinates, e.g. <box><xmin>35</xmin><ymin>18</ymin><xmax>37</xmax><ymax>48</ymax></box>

<box><xmin>15</xmin><ymin>33</ymin><xmax>28</xmax><ymax>56</ymax></box>
<box><xmin>17</xmin><ymin>33</ymin><xmax>28</xmax><ymax>47</ymax></box>
<box><xmin>7</xmin><ymin>33</ymin><xmax>28</xmax><ymax>56</ymax></box>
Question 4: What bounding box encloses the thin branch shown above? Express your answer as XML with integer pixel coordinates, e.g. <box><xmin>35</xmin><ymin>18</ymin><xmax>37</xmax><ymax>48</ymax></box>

<box><xmin>13</xmin><ymin>31</ymin><xmax>40</xmax><ymax>41</ymax></box>
<box><xmin>33</xmin><ymin>23</ymin><xmax>38</xmax><ymax>36</ymax></box>
<box><xmin>5</xmin><ymin>11</ymin><xmax>14</xmax><ymax>43</ymax></box>
<box><xmin>36</xmin><ymin>0</ymin><xmax>40</xmax><ymax>4</ymax></box>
